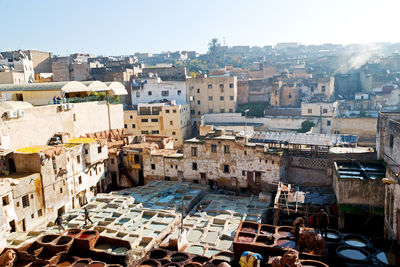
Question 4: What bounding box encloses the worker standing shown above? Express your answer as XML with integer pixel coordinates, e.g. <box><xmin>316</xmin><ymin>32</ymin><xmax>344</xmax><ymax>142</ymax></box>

<box><xmin>293</xmin><ymin>216</ymin><xmax>305</xmax><ymax>242</ymax></box>
<box><xmin>55</xmin><ymin>215</ymin><xmax>65</xmax><ymax>233</ymax></box>
<box><xmin>84</xmin><ymin>207</ymin><xmax>93</xmax><ymax>225</ymax></box>
<box><xmin>317</xmin><ymin>209</ymin><xmax>329</xmax><ymax>238</ymax></box>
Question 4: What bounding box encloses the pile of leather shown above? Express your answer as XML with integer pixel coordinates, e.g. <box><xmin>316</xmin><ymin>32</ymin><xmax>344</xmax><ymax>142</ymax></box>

<box><xmin>297</xmin><ymin>228</ymin><xmax>326</xmax><ymax>255</ymax></box>
<box><xmin>271</xmin><ymin>249</ymin><xmax>302</xmax><ymax>267</ymax></box>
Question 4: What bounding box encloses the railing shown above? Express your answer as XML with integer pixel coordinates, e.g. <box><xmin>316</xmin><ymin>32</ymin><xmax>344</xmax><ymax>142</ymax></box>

<box><xmin>50</xmin><ymin>95</ymin><xmax>120</xmax><ymax>105</ymax></box>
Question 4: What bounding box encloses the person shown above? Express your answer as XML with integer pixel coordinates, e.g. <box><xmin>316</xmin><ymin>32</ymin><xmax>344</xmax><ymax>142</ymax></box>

<box><xmin>84</xmin><ymin>207</ymin><xmax>93</xmax><ymax>225</ymax></box>
<box><xmin>55</xmin><ymin>215</ymin><xmax>65</xmax><ymax>233</ymax></box>
<box><xmin>293</xmin><ymin>216</ymin><xmax>305</xmax><ymax>241</ymax></box>
<box><xmin>317</xmin><ymin>209</ymin><xmax>329</xmax><ymax>238</ymax></box>
<box><xmin>53</xmin><ymin>96</ymin><xmax>57</xmax><ymax>104</ymax></box>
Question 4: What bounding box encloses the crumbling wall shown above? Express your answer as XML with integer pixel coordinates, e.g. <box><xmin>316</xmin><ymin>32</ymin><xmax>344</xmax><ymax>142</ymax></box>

<box><xmin>286</xmin><ymin>156</ymin><xmax>330</xmax><ymax>186</ymax></box>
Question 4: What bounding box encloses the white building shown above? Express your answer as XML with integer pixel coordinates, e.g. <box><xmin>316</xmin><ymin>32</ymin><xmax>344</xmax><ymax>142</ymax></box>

<box><xmin>131</xmin><ymin>77</ymin><xmax>186</xmax><ymax>105</ymax></box>
<box><xmin>0</xmin><ymin>58</ymin><xmax>34</xmax><ymax>83</ymax></box>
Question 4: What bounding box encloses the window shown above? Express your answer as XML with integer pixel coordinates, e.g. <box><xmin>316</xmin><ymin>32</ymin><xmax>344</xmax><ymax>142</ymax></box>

<box><xmin>197</xmin><ymin>100</ymin><xmax>201</xmax><ymax>105</ymax></box>
<box><xmin>197</xmin><ymin>111</ymin><xmax>201</xmax><ymax>115</ymax></box>
<box><xmin>90</xmin><ymin>170</ymin><xmax>92</xmax><ymax>176</ymax></box>
<box><xmin>220</xmin><ymin>96</ymin><xmax>224</xmax><ymax>101</ymax></box>
<box><xmin>16</xmin><ymin>202</ymin><xmax>19</xmax><ymax>207</ymax></box>
<box><xmin>166</xmin><ymin>109</ymin><xmax>170</xmax><ymax>113</ymax></box>
<box><xmin>208</xmin><ymin>84</ymin><xmax>212</xmax><ymax>89</ymax></box>
<box><xmin>2</xmin><ymin>195</ymin><xmax>10</xmax><ymax>206</ymax></box>
<box><xmin>136</xmin><ymin>92</ymin><xmax>140</xmax><ymax>97</ymax></box>
<box><xmin>191</xmin><ymin>147</ymin><xmax>198</xmax><ymax>157</ymax></box>
<box><xmin>244</xmin><ymin>151</ymin><xmax>247</xmax><ymax>155</ymax></box>
<box><xmin>78</xmin><ymin>176</ymin><xmax>82</xmax><ymax>184</ymax></box>
<box><xmin>132</xmin><ymin>124</ymin><xmax>136</xmax><ymax>128</ymax></box>
<box><xmin>197</xmin><ymin>88</ymin><xmax>200</xmax><ymax>94</ymax></box>
<box><xmin>152</xmin><ymin>130</ymin><xmax>159</xmax><ymax>134</ymax></box>
<box><xmin>229</xmin><ymin>96</ymin><xmax>234</xmax><ymax>100</ymax></box>
<box><xmin>211</xmin><ymin>144</ymin><xmax>217</xmax><ymax>153</ymax></box>
<box><xmin>229</xmin><ymin>83</ymin><xmax>234</xmax><ymax>88</ymax></box>
<box><xmin>130</xmin><ymin>115</ymin><xmax>133</xmax><ymax>119</ymax></box>
<box><xmin>85</xmin><ymin>149</ymin><xmax>88</xmax><ymax>154</ymax></box>
<box><xmin>60</xmin><ymin>188</ymin><xmax>63</xmax><ymax>193</ymax></box>
<box><xmin>98</xmin><ymin>146</ymin><xmax>102</xmax><ymax>153</ymax></box>
<box><xmin>171</xmin><ymin>165</ymin><xmax>173</xmax><ymax>168</ymax></box>
<box><xmin>172</xmin><ymin>132</ymin><xmax>176</xmax><ymax>135</ymax></box>
<box><xmin>223</xmin><ymin>164</ymin><xmax>229</xmax><ymax>173</ymax></box>
<box><xmin>323</xmin><ymin>109</ymin><xmax>328</xmax><ymax>114</ymax></box>
<box><xmin>208</xmin><ymin>96</ymin><xmax>213</xmax><ymax>101</ymax></box>
<box><xmin>30</xmin><ymin>194</ymin><xmax>33</xmax><ymax>199</ymax></box>
<box><xmin>31</xmin><ymin>214</ymin><xmax>34</xmax><ymax>219</ymax></box>
<box><xmin>177</xmin><ymin>90</ymin><xmax>182</xmax><ymax>95</ymax></box>
<box><xmin>209</xmin><ymin>109</ymin><xmax>214</xmax><ymax>113</ymax></box>
<box><xmin>162</xmin><ymin>90</ymin><xmax>169</xmax><ymax>96</ymax></box>
<box><xmin>242</xmin><ymin>170</ymin><xmax>246</xmax><ymax>176</ymax></box>
<box><xmin>390</xmin><ymin>135</ymin><xmax>394</xmax><ymax>148</ymax></box>
<box><xmin>148</xmin><ymin>91</ymin><xmax>152</xmax><ymax>96</ymax></box>
<box><xmin>229</xmin><ymin>109</ymin><xmax>233</xmax><ymax>113</ymax></box>
<box><xmin>170</xmin><ymin>120</ymin><xmax>173</xmax><ymax>125</ymax></box>
<box><xmin>151</xmin><ymin>164</ymin><xmax>155</xmax><ymax>170</ymax></box>
<box><xmin>111</xmin><ymin>158</ymin><xmax>115</xmax><ymax>164</ymax></box>
<box><xmin>38</xmin><ymin>209</ymin><xmax>42</xmax><ymax>217</ymax></box>
<box><xmin>224</xmin><ymin>145</ymin><xmax>230</xmax><ymax>154</ymax></box>
<box><xmin>141</xmin><ymin>130</ymin><xmax>149</xmax><ymax>134</ymax></box>
<box><xmin>141</xmin><ymin>118</ymin><xmax>148</xmax><ymax>122</ymax></box>
<box><xmin>173</xmin><ymin>109</ymin><xmax>177</xmax><ymax>113</ymax></box>
<box><xmin>124</xmin><ymin>124</ymin><xmax>127</xmax><ymax>129</ymax></box>
<box><xmin>321</xmin><ymin>85</ymin><xmax>326</xmax><ymax>92</ymax></box>
<box><xmin>189</xmin><ymin>85</ymin><xmax>194</xmax><ymax>90</ymax></box>
<box><xmin>22</xmin><ymin>195</ymin><xmax>29</xmax><ymax>208</ymax></box>
<box><xmin>327</xmin><ymin>120</ymin><xmax>331</xmax><ymax>126</ymax></box>
<box><xmin>192</xmin><ymin>162</ymin><xmax>198</xmax><ymax>170</ymax></box>
<box><xmin>308</xmin><ymin>108</ymin><xmax>312</xmax><ymax>114</ymax></box>
<box><xmin>190</xmin><ymin>109</ymin><xmax>195</xmax><ymax>115</ymax></box>
<box><xmin>288</xmin><ymin>93</ymin><xmax>292</xmax><ymax>99</ymax></box>
<box><xmin>220</xmin><ymin>84</ymin><xmax>224</xmax><ymax>89</ymax></box>
<box><xmin>151</xmin><ymin>118</ymin><xmax>158</xmax><ymax>122</ymax></box>
<box><xmin>220</xmin><ymin>109</ymin><xmax>225</xmax><ymax>113</ymax></box>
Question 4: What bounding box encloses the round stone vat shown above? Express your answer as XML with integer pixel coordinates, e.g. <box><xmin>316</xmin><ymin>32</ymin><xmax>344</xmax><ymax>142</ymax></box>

<box><xmin>336</xmin><ymin>245</ymin><xmax>370</xmax><ymax>263</ymax></box>
<box><xmin>138</xmin><ymin>259</ymin><xmax>161</xmax><ymax>267</ymax></box>
<box><xmin>276</xmin><ymin>226</ymin><xmax>293</xmax><ymax>238</ymax></box>
<box><xmin>343</xmin><ymin>234</ymin><xmax>368</xmax><ymax>248</ymax></box>
<box><xmin>170</xmin><ymin>252</ymin><xmax>189</xmax><ymax>263</ymax></box>
<box><xmin>276</xmin><ymin>237</ymin><xmax>296</xmax><ymax>249</ymax></box>
<box><xmin>375</xmin><ymin>250</ymin><xmax>400</xmax><ymax>266</ymax></box>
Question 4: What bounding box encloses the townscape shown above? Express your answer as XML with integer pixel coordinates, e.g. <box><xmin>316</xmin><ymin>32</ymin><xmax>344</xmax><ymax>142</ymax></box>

<box><xmin>1</xmin><ymin>2</ymin><xmax>400</xmax><ymax>266</ymax></box>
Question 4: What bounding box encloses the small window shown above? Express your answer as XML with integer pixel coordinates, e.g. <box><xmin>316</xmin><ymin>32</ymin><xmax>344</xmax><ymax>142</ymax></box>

<box><xmin>389</xmin><ymin>135</ymin><xmax>394</xmax><ymax>148</ymax></box>
<box><xmin>211</xmin><ymin>144</ymin><xmax>217</xmax><ymax>153</ymax></box>
<box><xmin>141</xmin><ymin>119</ymin><xmax>148</xmax><ymax>122</ymax></box>
<box><xmin>242</xmin><ymin>170</ymin><xmax>246</xmax><ymax>176</ymax></box>
<box><xmin>327</xmin><ymin>120</ymin><xmax>331</xmax><ymax>126</ymax></box>
<box><xmin>208</xmin><ymin>84</ymin><xmax>212</xmax><ymax>89</ymax></box>
<box><xmin>177</xmin><ymin>90</ymin><xmax>182</xmax><ymax>95</ymax></box>
<box><xmin>166</xmin><ymin>109</ymin><xmax>170</xmax><ymax>113</ymax></box>
<box><xmin>197</xmin><ymin>88</ymin><xmax>200</xmax><ymax>94</ymax></box>
<box><xmin>78</xmin><ymin>176</ymin><xmax>82</xmax><ymax>184</ymax></box>
<box><xmin>124</xmin><ymin>124</ymin><xmax>127</xmax><ymax>129</ymax></box>
<box><xmin>2</xmin><ymin>195</ymin><xmax>10</xmax><ymax>206</ymax></box>
<box><xmin>170</xmin><ymin>120</ymin><xmax>173</xmax><ymax>125</ymax></box>
<box><xmin>111</xmin><ymin>158</ymin><xmax>115</xmax><ymax>164</ymax></box>
<box><xmin>31</xmin><ymin>213</ymin><xmax>34</xmax><ymax>219</ymax></box>
<box><xmin>223</xmin><ymin>164</ymin><xmax>229</xmax><ymax>173</ymax></box>
<box><xmin>191</xmin><ymin>109</ymin><xmax>195</xmax><ymax>114</ymax></box>
<box><xmin>173</xmin><ymin>109</ymin><xmax>177</xmax><ymax>113</ymax></box>
<box><xmin>224</xmin><ymin>145</ymin><xmax>230</xmax><ymax>154</ymax></box>
<box><xmin>152</xmin><ymin>130</ymin><xmax>159</xmax><ymax>134</ymax></box>
<box><xmin>60</xmin><ymin>188</ymin><xmax>63</xmax><ymax>193</ymax></box>
<box><xmin>151</xmin><ymin>118</ymin><xmax>158</xmax><ymax>122</ymax></box>
<box><xmin>191</xmin><ymin>147</ymin><xmax>198</xmax><ymax>157</ymax></box>
<box><xmin>132</xmin><ymin>124</ymin><xmax>136</xmax><ymax>128</ymax></box>
<box><xmin>323</xmin><ymin>109</ymin><xmax>328</xmax><ymax>114</ymax></box>
<box><xmin>98</xmin><ymin>146</ymin><xmax>102</xmax><ymax>154</ymax></box>
<box><xmin>229</xmin><ymin>83</ymin><xmax>234</xmax><ymax>88</ymax></box>
<box><xmin>288</xmin><ymin>93</ymin><xmax>292</xmax><ymax>99</ymax></box>
<box><xmin>220</xmin><ymin>84</ymin><xmax>224</xmax><ymax>89</ymax></box>
<box><xmin>171</xmin><ymin>165</ymin><xmax>173</xmax><ymax>168</ymax></box>
<box><xmin>244</xmin><ymin>151</ymin><xmax>247</xmax><ymax>155</ymax></box>
<box><xmin>162</xmin><ymin>90</ymin><xmax>169</xmax><ymax>96</ymax></box>
<box><xmin>141</xmin><ymin>130</ymin><xmax>149</xmax><ymax>134</ymax></box>
<box><xmin>322</xmin><ymin>85</ymin><xmax>326</xmax><ymax>92</ymax></box>
<box><xmin>129</xmin><ymin>115</ymin><xmax>133</xmax><ymax>119</ymax></box>
<box><xmin>230</xmin><ymin>96</ymin><xmax>234</xmax><ymax>100</ymax></box>
<box><xmin>197</xmin><ymin>100</ymin><xmax>201</xmax><ymax>105</ymax></box>
<box><xmin>209</xmin><ymin>109</ymin><xmax>214</xmax><ymax>113</ymax></box>
<box><xmin>136</xmin><ymin>91</ymin><xmax>140</xmax><ymax>97</ymax></box>
<box><xmin>220</xmin><ymin>96</ymin><xmax>224</xmax><ymax>101</ymax></box>
<box><xmin>16</xmin><ymin>201</ymin><xmax>20</xmax><ymax>207</ymax></box>
<box><xmin>30</xmin><ymin>194</ymin><xmax>33</xmax><ymax>199</ymax></box>
<box><xmin>172</xmin><ymin>131</ymin><xmax>176</xmax><ymax>135</ymax></box>
<box><xmin>308</xmin><ymin>109</ymin><xmax>312</xmax><ymax>114</ymax></box>
<box><xmin>208</xmin><ymin>96</ymin><xmax>213</xmax><ymax>101</ymax></box>
<box><xmin>192</xmin><ymin>162</ymin><xmax>198</xmax><ymax>170</ymax></box>
<box><xmin>85</xmin><ymin>149</ymin><xmax>88</xmax><ymax>154</ymax></box>
<box><xmin>38</xmin><ymin>209</ymin><xmax>42</xmax><ymax>217</ymax></box>
<box><xmin>90</xmin><ymin>170</ymin><xmax>92</xmax><ymax>176</ymax></box>
<box><xmin>229</xmin><ymin>109</ymin><xmax>233</xmax><ymax>113</ymax></box>
<box><xmin>22</xmin><ymin>195</ymin><xmax>29</xmax><ymax>208</ymax></box>
<box><xmin>197</xmin><ymin>111</ymin><xmax>201</xmax><ymax>115</ymax></box>
<box><xmin>189</xmin><ymin>85</ymin><xmax>194</xmax><ymax>90</ymax></box>
<box><xmin>148</xmin><ymin>91</ymin><xmax>152</xmax><ymax>96</ymax></box>
<box><xmin>151</xmin><ymin>164</ymin><xmax>155</xmax><ymax>170</ymax></box>
<box><xmin>220</xmin><ymin>109</ymin><xmax>225</xmax><ymax>113</ymax></box>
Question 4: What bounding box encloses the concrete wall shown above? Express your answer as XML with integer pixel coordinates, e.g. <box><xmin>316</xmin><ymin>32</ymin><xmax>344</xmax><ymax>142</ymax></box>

<box><xmin>0</xmin><ymin>71</ymin><xmax>26</xmax><ymax>84</ymax></box>
<box><xmin>331</xmin><ymin>117</ymin><xmax>377</xmax><ymax>145</ymax></box>
<box><xmin>0</xmin><ymin>101</ymin><xmax>123</xmax><ymax>150</ymax></box>
<box><xmin>285</xmin><ymin>155</ymin><xmax>330</xmax><ymax>186</ymax></box>
<box><xmin>237</xmin><ymin>80</ymin><xmax>249</xmax><ymax>105</ymax></box>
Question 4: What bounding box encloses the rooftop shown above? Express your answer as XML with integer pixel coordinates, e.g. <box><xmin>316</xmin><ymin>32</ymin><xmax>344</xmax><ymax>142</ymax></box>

<box><xmin>68</xmin><ymin>137</ymin><xmax>98</xmax><ymax>144</ymax></box>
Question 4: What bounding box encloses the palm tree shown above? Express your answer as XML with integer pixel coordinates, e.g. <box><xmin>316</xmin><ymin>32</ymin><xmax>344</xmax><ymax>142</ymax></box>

<box><xmin>208</xmin><ymin>38</ymin><xmax>221</xmax><ymax>66</ymax></box>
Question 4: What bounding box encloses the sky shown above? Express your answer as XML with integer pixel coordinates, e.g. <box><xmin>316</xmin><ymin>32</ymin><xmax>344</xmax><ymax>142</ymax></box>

<box><xmin>1</xmin><ymin>0</ymin><xmax>400</xmax><ymax>56</ymax></box>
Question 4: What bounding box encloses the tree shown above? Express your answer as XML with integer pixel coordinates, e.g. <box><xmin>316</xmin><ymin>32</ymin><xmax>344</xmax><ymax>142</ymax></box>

<box><xmin>297</xmin><ymin>120</ymin><xmax>315</xmax><ymax>133</ymax></box>
<box><xmin>208</xmin><ymin>38</ymin><xmax>222</xmax><ymax>67</ymax></box>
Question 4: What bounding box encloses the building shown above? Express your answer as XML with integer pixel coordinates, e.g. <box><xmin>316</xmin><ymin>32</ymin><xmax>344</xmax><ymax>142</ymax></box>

<box><xmin>376</xmin><ymin>112</ymin><xmax>400</xmax><ymax>243</ymax></box>
<box><xmin>52</xmin><ymin>56</ymin><xmax>90</xmax><ymax>82</ymax></box>
<box><xmin>0</xmin><ymin>70</ymin><xmax>26</xmax><ymax>85</ymax></box>
<box><xmin>1</xmin><ymin>50</ymin><xmax>53</xmax><ymax>74</ymax></box>
<box><xmin>270</xmin><ymin>79</ymin><xmax>301</xmax><ymax>107</ymax></box>
<box><xmin>0</xmin><ymin>57</ymin><xmax>34</xmax><ymax>83</ymax></box>
<box><xmin>123</xmin><ymin>101</ymin><xmax>191</xmax><ymax>147</ymax></box>
<box><xmin>301</xmin><ymin>102</ymin><xmax>337</xmax><ymax>117</ymax></box>
<box><xmin>186</xmin><ymin>76</ymin><xmax>238</xmax><ymax>126</ymax></box>
<box><xmin>142</xmin><ymin>66</ymin><xmax>186</xmax><ymax>81</ymax></box>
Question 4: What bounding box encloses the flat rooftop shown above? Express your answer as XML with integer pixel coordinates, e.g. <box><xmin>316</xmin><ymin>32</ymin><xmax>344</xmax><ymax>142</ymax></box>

<box><xmin>335</xmin><ymin>161</ymin><xmax>386</xmax><ymax>180</ymax></box>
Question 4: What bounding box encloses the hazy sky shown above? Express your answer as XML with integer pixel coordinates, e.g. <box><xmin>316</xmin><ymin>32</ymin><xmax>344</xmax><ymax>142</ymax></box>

<box><xmin>1</xmin><ymin>0</ymin><xmax>400</xmax><ymax>55</ymax></box>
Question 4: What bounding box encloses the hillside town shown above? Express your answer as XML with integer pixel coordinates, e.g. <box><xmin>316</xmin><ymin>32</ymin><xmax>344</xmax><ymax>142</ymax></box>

<box><xmin>0</xmin><ymin>40</ymin><xmax>400</xmax><ymax>266</ymax></box>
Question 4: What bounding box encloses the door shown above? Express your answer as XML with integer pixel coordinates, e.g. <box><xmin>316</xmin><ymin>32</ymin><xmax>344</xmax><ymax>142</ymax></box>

<box><xmin>200</xmin><ymin>173</ymin><xmax>206</xmax><ymax>184</ymax></box>
<box><xmin>247</xmin><ymin>172</ymin><xmax>254</xmax><ymax>188</ymax></box>
<box><xmin>9</xmin><ymin>220</ymin><xmax>15</xmax><ymax>232</ymax></box>
<box><xmin>139</xmin><ymin>170</ymin><xmax>144</xmax><ymax>185</ymax></box>
<box><xmin>8</xmin><ymin>158</ymin><xmax>16</xmax><ymax>173</ymax></box>
<box><xmin>22</xmin><ymin>219</ymin><xmax>26</xmax><ymax>232</ymax></box>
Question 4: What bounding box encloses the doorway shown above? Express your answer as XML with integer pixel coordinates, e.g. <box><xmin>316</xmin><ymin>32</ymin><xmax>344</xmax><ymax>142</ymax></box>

<box><xmin>22</xmin><ymin>219</ymin><xmax>26</xmax><ymax>232</ymax></box>
<box><xmin>8</xmin><ymin>158</ymin><xmax>16</xmax><ymax>173</ymax></box>
<box><xmin>200</xmin><ymin>173</ymin><xmax>206</xmax><ymax>185</ymax></box>
<box><xmin>9</xmin><ymin>220</ymin><xmax>15</xmax><ymax>232</ymax></box>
